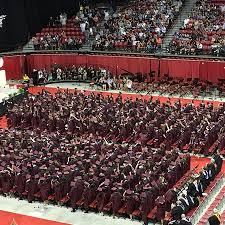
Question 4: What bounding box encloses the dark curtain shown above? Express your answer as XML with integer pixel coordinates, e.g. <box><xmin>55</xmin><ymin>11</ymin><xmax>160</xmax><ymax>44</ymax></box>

<box><xmin>0</xmin><ymin>0</ymin><xmax>79</xmax><ymax>52</ymax></box>
<box><xmin>0</xmin><ymin>0</ymin><xmax>28</xmax><ymax>51</ymax></box>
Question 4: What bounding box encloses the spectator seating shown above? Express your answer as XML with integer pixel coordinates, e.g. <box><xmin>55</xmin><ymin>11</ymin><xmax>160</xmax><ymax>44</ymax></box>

<box><xmin>168</xmin><ymin>0</ymin><xmax>225</xmax><ymax>56</ymax></box>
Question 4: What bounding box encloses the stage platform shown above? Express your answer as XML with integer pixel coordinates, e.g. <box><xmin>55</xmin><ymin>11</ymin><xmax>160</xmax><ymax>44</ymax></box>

<box><xmin>0</xmin><ymin>87</ymin><xmax>19</xmax><ymax>103</ymax></box>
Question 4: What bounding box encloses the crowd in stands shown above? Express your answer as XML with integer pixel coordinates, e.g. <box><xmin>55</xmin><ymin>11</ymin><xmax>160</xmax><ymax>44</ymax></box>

<box><xmin>32</xmin><ymin>33</ymin><xmax>83</xmax><ymax>50</ymax></box>
<box><xmin>168</xmin><ymin>0</ymin><xmax>225</xmax><ymax>56</ymax></box>
<box><xmin>32</xmin><ymin>11</ymin><xmax>85</xmax><ymax>50</ymax></box>
<box><xmin>92</xmin><ymin>0</ymin><xmax>184</xmax><ymax>52</ymax></box>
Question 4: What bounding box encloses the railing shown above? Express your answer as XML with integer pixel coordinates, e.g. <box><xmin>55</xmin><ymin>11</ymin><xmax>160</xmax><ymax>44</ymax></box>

<box><xmin>1</xmin><ymin>49</ymin><xmax>225</xmax><ymax>60</ymax></box>
<box><xmin>191</xmin><ymin>173</ymin><xmax>224</xmax><ymax>225</ymax></box>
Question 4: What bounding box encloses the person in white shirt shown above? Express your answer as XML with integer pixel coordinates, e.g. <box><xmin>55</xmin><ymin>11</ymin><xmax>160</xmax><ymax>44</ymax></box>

<box><xmin>80</xmin><ymin>22</ymin><xmax>86</xmax><ymax>33</ymax></box>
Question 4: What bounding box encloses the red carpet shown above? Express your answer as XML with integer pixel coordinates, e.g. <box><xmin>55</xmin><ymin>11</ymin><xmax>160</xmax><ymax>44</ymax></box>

<box><xmin>0</xmin><ymin>116</ymin><xmax>7</xmax><ymax>129</ymax></box>
<box><xmin>28</xmin><ymin>86</ymin><xmax>223</xmax><ymax>107</ymax></box>
<box><xmin>0</xmin><ymin>210</ymin><xmax>71</xmax><ymax>225</ymax></box>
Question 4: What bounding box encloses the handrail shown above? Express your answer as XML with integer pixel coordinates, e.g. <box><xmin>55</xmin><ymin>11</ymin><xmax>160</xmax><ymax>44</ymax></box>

<box><xmin>1</xmin><ymin>49</ymin><xmax>225</xmax><ymax>60</ymax></box>
<box><xmin>191</xmin><ymin>173</ymin><xmax>224</xmax><ymax>224</ymax></box>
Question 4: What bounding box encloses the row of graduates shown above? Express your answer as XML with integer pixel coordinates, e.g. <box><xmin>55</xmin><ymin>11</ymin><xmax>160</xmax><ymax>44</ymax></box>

<box><xmin>0</xmin><ymin>126</ymin><xmax>190</xmax><ymax>223</ymax></box>
<box><xmin>6</xmin><ymin>90</ymin><xmax>225</xmax><ymax>155</ymax></box>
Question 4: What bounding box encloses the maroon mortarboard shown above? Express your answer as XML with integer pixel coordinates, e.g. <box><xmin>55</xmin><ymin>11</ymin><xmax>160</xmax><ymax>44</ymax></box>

<box><xmin>77</xmin><ymin>161</ymin><xmax>82</xmax><ymax>165</ymax></box>
<box><xmin>47</xmin><ymin>153</ymin><xmax>51</xmax><ymax>156</ymax></box>
<box><xmin>171</xmin><ymin>161</ymin><xmax>176</xmax><ymax>166</ymax></box>
<box><xmin>93</xmin><ymin>176</ymin><xmax>98</xmax><ymax>181</ymax></box>
<box><xmin>71</xmin><ymin>182</ymin><xmax>76</xmax><ymax>187</ymax></box>
<box><xmin>104</xmin><ymin>179</ymin><xmax>110</xmax><ymax>185</ymax></box>
<box><xmin>151</xmin><ymin>180</ymin><xmax>158</xmax><ymax>187</ymax></box>
<box><xmin>27</xmin><ymin>163</ymin><xmax>32</xmax><ymax>167</ymax></box>
<box><xmin>10</xmin><ymin>161</ymin><xmax>15</xmax><ymax>165</ymax></box>
<box><xmin>115</xmin><ymin>159</ymin><xmax>120</xmax><ymax>163</ymax></box>
<box><xmin>126</xmin><ymin>189</ymin><xmax>133</xmax><ymax>195</ymax></box>
<box><xmin>140</xmin><ymin>192</ymin><xmax>147</xmax><ymax>198</ymax></box>
<box><xmin>15</xmin><ymin>167</ymin><xmax>21</xmax><ymax>173</ymax></box>
<box><xmin>40</xmin><ymin>165</ymin><xmax>47</xmax><ymax>170</ymax></box>
<box><xmin>96</xmin><ymin>161</ymin><xmax>101</xmax><ymax>165</ymax></box>
<box><xmin>157</xmin><ymin>196</ymin><xmax>165</xmax><ymax>204</ymax></box>
<box><xmin>26</xmin><ymin>174</ymin><xmax>31</xmax><ymax>179</ymax></box>
<box><xmin>97</xmin><ymin>187</ymin><xmax>103</xmax><ymax>192</ymax></box>
<box><xmin>0</xmin><ymin>166</ymin><xmax>4</xmax><ymax>170</ymax></box>
<box><xmin>118</xmin><ymin>155</ymin><xmax>122</xmax><ymax>159</ymax></box>
<box><xmin>53</xmin><ymin>149</ymin><xmax>59</xmax><ymax>153</ymax></box>
<box><xmin>57</xmin><ymin>172</ymin><xmax>62</xmax><ymax>175</ymax></box>
<box><xmin>86</xmin><ymin>159</ymin><xmax>91</xmax><ymax>163</ymax></box>
<box><xmin>34</xmin><ymin>151</ymin><xmax>39</xmax><ymax>154</ymax></box>
<box><xmin>70</xmin><ymin>165</ymin><xmax>76</xmax><ymax>169</ymax></box>
<box><xmin>102</xmin><ymin>167</ymin><xmax>107</xmax><ymax>171</ymax></box>
<box><xmin>31</xmin><ymin>161</ymin><xmax>36</xmax><ymax>164</ymax></box>
<box><xmin>111</xmin><ymin>187</ymin><xmax>117</xmax><ymax>191</ymax></box>
<box><xmin>1</xmin><ymin>162</ymin><xmax>6</xmax><ymax>167</ymax></box>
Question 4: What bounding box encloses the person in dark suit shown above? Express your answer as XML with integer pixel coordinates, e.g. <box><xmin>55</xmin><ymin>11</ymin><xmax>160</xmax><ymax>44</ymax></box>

<box><xmin>180</xmin><ymin>214</ymin><xmax>192</xmax><ymax>225</ymax></box>
<box><xmin>213</xmin><ymin>152</ymin><xmax>223</xmax><ymax>174</ymax></box>
<box><xmin>208</xmin><ymin>209</ymin><xmax>221</xmax><ymax>225</ymax></box>
<box><xmin>171</xmin><ymin>201</ymin><xmax>184</xmax><ymax>221</ymax></box>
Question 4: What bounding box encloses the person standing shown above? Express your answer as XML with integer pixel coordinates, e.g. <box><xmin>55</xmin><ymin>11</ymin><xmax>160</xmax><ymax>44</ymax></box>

<box><xmin>208</xmin><ymin>209</ymin><xmax>221</xmax><ymax>225</ymax></box>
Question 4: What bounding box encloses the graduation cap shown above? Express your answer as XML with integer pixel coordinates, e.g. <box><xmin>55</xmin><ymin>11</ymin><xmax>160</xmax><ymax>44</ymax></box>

<box><xmin>157</xmin><ymin>196</ymin><xmax>165</xmax><ymax>204</ymax></box>
<box><xmin>15</xmin><ymin>167</ymin><xmax>21</xmax><ymax>173</ymax></box>
<box><xmin>140</xmin><ymin>192</ymin><xmax>147</xmax><ymax>198</ymax></box>
<box><xmin>111</xmin><ymin>187</ymin><xmax>117</xmax><ymax>191</ymax></box>
<box><xmin>0</xmin><ymin>166</ymin><xmax>4</xmax><ymax>170</ymax></box>
<box><xmin>1</xmin><ymin>162</ymin><xmax>6</xmax><ymax>167</ymax></box>
<box><xmin>71</xmin><ymin>182</ymin><xmax>76</xmax><ymax>187</ymax></box>
<box><xmin>96</xmin><ymin>161</ymin><xmax>101</xmax><ymax>165</ymax></box>
<box><xmin>93</xmin><ymin>176</ymin><xmax>99</xmax><ymax>181</ymax></box>
<box><xmin>26</xmin><ymin>174</ymin><xmax>31</xmax><ymax>179</ymax></box>
<box><xmin>97</xmin><ymin>187</ymin><xmax>103</xmax><ymax>192</ymax></box>
<box><xmin>64</xmin><ymin>171</ymin><xmax>69</xmax><ymax>175</ymax></box>
<box><xmin>126</xmin><ymin>189</ymin><xmax>133</xmax><ymax>195</ymax></box>
<box><xmin>101</xmin><ymin>166</ymin><xmax>107</xmax><ymax>171</ymax></box>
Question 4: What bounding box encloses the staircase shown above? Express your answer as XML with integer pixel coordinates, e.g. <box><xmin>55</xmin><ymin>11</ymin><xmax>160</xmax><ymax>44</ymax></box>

<box><xmin>190</xmin><ymin>173</ymin><xmax>225</xmax><ymax>225</ymax></box>
<box><xmin>23</xmin><ymin>39</ymin><xmax>35</xmax><ymax>52</ymax></box>
<box><xmin>80</xmin><ymin>36</ymin><xmax>94</xmax><ymax>51</ymax></box>
<box><xmin>197</xmin><ymin>184</ymin><xmax>225</xmax><ymax>225</ymax></box>
<box><xmin>162</xmin><ymin>0</ymin><xmax>198</xmax><ymax>51</ymax></box>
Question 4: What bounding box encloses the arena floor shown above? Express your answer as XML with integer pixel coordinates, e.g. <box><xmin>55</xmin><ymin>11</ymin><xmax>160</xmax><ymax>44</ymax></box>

<box><xmin>0</xmin><ymin>82</ymin><xmax>224</xmax><ymax>225</ymax></box>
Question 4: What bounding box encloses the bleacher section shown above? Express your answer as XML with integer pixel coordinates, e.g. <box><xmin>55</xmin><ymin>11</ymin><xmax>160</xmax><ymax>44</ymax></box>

<box><xmin>168</xmin><ymin>0</ymin><xmax>225</xmax><ymax>56</ymax></box>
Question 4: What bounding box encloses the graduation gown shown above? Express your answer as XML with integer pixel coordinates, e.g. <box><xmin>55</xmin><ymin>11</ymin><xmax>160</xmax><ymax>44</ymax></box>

<box><xmin>110</xmin><ymin>192</ymin><xmax>123</xmax><ymax>214</ymax></box>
